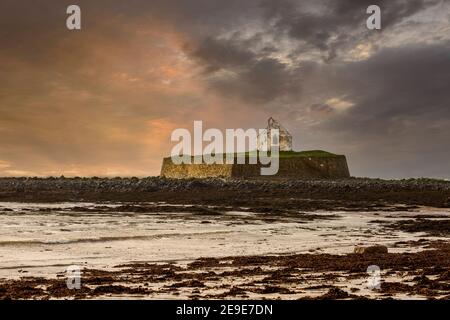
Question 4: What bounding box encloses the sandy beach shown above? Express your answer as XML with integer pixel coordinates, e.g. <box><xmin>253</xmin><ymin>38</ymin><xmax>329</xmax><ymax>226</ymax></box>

<box><xmin>0</xmin><ymin>177</ymin><xmax>449</xmax><ymax>299</ymax></box>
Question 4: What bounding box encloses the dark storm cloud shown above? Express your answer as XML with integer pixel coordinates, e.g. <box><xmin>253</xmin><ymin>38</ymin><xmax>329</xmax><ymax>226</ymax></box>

<box><xmin>262</xmin><ymin>0</ymin><xmax>442</xmax><ymax>60</ymax></box>
<box><xmin>190</xmin><ymin>37</ymin><xmax>304</xmax><ymax>103</ymax></box>
<box><xmin>188</xmin><ymin>0</ymin><xmax>444</xmax><ymax>106</ymax></box>
<box><xmin>311</xmin><ymin>41</ymin><xmax>450</xmax><ymax>178</ymax></box>
<box><xmin>336</xmin><ymin>42</ymin><xmax>450</xmax><ymax>122</ymax></box>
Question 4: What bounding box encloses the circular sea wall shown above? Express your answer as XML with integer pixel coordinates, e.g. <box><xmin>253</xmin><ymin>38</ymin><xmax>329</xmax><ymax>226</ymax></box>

<box><xmin>160</xmin><ymin>151</ymin><xmax>350</xmax><ymax>179</ymax></box>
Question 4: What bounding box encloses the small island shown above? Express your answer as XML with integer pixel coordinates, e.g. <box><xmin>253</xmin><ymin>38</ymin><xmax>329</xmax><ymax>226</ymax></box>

<box><xmin>161</xmin><ymin>118</ymin><xmax>350</xmax><ymax>179</ymax></box>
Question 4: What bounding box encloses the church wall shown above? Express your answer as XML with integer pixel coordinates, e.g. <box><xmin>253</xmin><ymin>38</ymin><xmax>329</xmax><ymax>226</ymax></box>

<box><xmin>160</xmin><ymin>156</ymin><xmax>350</xmax><ymax>179</ymax></box>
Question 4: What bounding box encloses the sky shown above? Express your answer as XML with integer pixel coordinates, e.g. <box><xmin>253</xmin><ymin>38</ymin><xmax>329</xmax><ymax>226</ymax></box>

<box><xmin>0</xmin><ymin>0</ymin><xmax>449</xmax><ymax>178</ymax></box>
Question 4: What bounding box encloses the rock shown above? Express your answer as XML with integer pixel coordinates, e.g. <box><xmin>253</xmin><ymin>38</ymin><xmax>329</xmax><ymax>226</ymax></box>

<box><xmin>354</xmin><ymin>245</ymin><xmax>388</xmax><ymax>254</ymax></box>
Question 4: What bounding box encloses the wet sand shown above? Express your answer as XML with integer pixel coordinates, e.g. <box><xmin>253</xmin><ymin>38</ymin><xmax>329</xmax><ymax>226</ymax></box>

<box><xmin>0</xmin><ymin>177</ymin><xmax>449</xmax><ymax>299</ymax></box>
<box><xmin>1</xmin><ymin>239</ymin><xmax>450</xmax><ymax>300</ymax></box>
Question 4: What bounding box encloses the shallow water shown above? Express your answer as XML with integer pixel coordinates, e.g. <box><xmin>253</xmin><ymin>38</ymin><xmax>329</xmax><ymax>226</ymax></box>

<box><xmin>0</xmin><ymin>202</ymin><xmax>449</xmax><ymax>279</ymax></box>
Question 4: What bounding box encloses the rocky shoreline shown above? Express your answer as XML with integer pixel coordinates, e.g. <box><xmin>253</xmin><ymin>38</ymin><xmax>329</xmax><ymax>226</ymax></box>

<box><xmin>0</xmin><ymin>177</ymin><xmax>449</xmax><ymax>210</ymax></box>
<box><xmin>1</xmin><ymin>177</ymin><xmax>449</xmax><ymax>300</ymax></box>
<box><xmin>1</xmin><ymin>240</ymin><xmax>450</xmax><ymax>300</ymax></box>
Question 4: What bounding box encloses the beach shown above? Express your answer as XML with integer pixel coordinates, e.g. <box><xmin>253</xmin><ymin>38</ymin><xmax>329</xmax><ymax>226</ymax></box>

<box><xmin>0</xmin><ymin>177</ymin><xmax>449</xmax><ymax>299</ymax></box>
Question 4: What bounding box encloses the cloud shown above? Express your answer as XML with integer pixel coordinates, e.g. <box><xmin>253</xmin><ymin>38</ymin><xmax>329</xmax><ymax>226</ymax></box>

<box><xmin>262</xmin><ymin>0</ymin><xmax>443</xmax><ymax>61</ymax></box>
<box><xmin>190</xmin><ymin>37</ymin><xmax>304</xmax><ymax>104</ymax></box>
<box><xmin>0</xmin><ymin>0</ymin><xmax>449</xmax><ymax>178</ymax></box>
<box><xmin>306</xmin><ymin>41</ymin><xmax>450</xmax><ymax>178</ymax></box>
<box><xmin>309</xmin><ymin>103</ymin><xmax>334</xmax><ymax>114</ymax></box>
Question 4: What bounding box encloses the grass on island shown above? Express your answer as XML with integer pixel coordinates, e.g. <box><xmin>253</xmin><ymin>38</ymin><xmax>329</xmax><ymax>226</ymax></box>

<box><xmin>177</xmin><ymin>150</ymin><xmax>342</xmax><ymax>161</ymax></box>
<box><xmin>241</xmin><ymin>150</ymin><xmax>341</xmax><ymax>158</ymax></box>
<box><xmin>275</xmin><ymin>150</ymin><xmax>341</xmax><ymax>158</ymax></box>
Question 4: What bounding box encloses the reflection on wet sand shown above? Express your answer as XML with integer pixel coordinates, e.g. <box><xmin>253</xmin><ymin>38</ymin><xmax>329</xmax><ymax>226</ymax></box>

<box><xmin>0</xmin><ymin>202</ymin><xmax>449</xmax><ymax>299</ymax></box>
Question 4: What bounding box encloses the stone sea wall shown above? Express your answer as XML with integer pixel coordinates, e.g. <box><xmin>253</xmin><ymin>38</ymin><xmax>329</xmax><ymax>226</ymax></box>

<box><xmin>160</xmin><ymin>155</ymin><xmax>350</xmax><ymax>179</ymax></box>
<box><xmin>160</xmin><ymin>158</ymin><xmax>234</xmax><ymax>179</ymax></box>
